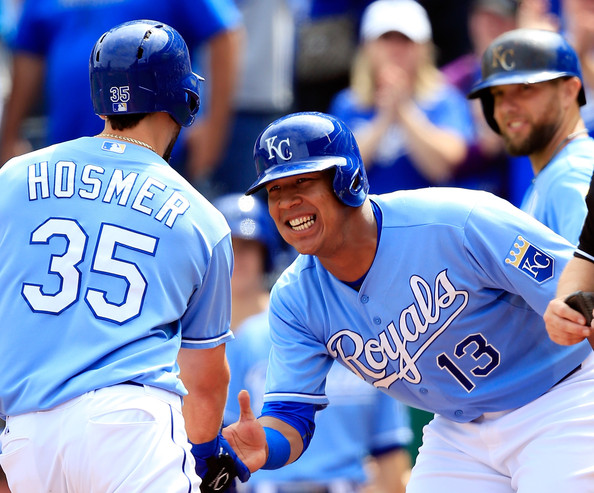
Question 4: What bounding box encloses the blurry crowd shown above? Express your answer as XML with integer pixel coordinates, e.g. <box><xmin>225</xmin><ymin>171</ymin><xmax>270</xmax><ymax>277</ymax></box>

<box><xmin>0</xmin><ymin>0</ymin><xmax>584</xmax><ymax>209</ymax></box>
<box><xmin>1</xmin><ymin>0</ymin><xmax>593</xmax><ymax>491</ymax></box>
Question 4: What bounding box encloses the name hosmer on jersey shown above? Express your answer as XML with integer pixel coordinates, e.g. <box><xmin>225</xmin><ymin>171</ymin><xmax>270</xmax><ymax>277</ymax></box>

<box><xmin>27</xmin><ymin>160</ymin><xmax>190</xmax><ymax>228</ymax></box>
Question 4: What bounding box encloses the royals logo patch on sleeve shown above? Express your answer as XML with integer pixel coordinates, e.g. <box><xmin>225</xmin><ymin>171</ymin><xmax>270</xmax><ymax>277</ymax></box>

<box><xmin>505</xmin><ymin>235</ymin><xmax>554</xmax><ymax>283</ymax></box>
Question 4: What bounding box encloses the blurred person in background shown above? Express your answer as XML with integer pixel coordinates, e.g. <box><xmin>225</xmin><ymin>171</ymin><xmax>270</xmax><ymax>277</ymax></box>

<box><xmin>0</xmin><ymin>0</ymin><xmax>242</xmax><ymax>184</ymax></box>
<box><xmin>198</xmin><ymin>0</ymin><xmax>297</xmax><ymax>200</ymax></box>
<box><xmin>563</xmin><ymin>0</ymin><xmax>594</xmax><ymax>137</ymax></box>
<box><xmin>442</xmin><ymin>0</ymin><xmax>520</xmax><ymax>201</ymax></box>
<box><xmin>329</xmin><ymin>0</ymin><xmax>474</xmax><ymax>194</ymax></box>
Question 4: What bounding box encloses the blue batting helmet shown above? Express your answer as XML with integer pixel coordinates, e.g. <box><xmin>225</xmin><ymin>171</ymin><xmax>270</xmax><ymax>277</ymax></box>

<box><xmin>90</xmin><ymin>19</ymin><xmax>203</xmax><ymax>127</ymax></box>
<box><xmin>246</xmin><ymin>112</ymin><xmax>369</xmax><ymax>207</ymax></box>
<box><xmin>468</xmin><ymin>28</ymin><xmax>586</xmax><ymax>133</ymax></box>
<box><xmin>213</xmin><ymin>193</ymin><xmax>281</xmax><ymax>272</ymax></box>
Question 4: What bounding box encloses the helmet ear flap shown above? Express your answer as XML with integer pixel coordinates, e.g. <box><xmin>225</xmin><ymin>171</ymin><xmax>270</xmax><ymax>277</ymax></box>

<box><xmin>334</xmin><ymin>161</ymin><xmax>368</xmax><ymax>207</ymax></box>
<box><xmin>479</xmin><ymin>93</ymin><xmax>500</xmax><ymax>134</ymax></box>
<box><xmin>351</xmin><ymin>166</ymin><xmax>366</xmax><ymax>195</ymax></box>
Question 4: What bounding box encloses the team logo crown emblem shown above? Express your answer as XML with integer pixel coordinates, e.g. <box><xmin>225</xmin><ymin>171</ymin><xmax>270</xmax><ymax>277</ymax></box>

<box><xmin>505</xmin><ymin>235</ymin><xmax>554</xmax><ymax>283</ymax></box>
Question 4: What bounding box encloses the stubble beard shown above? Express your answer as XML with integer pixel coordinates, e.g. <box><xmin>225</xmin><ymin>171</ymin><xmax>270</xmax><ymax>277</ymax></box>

<box><xmin>501</xmin><ymin>119</ymin><xmax>558</xmax><ymax>157</ymax></box>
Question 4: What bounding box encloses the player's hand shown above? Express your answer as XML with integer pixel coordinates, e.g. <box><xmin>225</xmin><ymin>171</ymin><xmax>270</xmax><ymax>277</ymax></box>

<box><xmin>191</xmin><ymin>431</ymin><xmax>250</xmax><ymax>492</ymax></box>
<box><xmin>222</xmin><ymin>390</ymin><xmax>268</xmax><ymax>473</ymax></box>
<box><xmin>543</xmin><ymin>297</ymin><xmax>593</xmax><ymax>346</ymax></box>
<box><xmin>374</xmin><ymin>65</ymin><xmax>412</xmax><ymax>122</ymax></box>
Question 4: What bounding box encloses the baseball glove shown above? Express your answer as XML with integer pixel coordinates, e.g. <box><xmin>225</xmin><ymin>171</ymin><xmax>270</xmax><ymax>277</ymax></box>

<box><xmin>196</xmin><ymin>453</ymin><xmax>237</xmax><ymax>493</ymax></box>
<box><xmin>191</xmin><ymin>433</ymin><xmax>250</xmax><ymax>493</ymax></box>
<box><xmin>564</xmin><ymin>290</ymin><xmax>594</xmax><ymax>325</ymax></box>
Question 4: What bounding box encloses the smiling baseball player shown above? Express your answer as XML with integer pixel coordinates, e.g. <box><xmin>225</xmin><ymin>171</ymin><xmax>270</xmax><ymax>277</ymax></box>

<box><xmin>222</xmin><ymin>111</ymin><xmax>594</xmax><ymax>492</ymax></box>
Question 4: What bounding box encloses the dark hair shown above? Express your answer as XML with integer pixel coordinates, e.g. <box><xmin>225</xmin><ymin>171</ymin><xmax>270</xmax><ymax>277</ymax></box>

<box><xmin>106</xmin><ymin>113</ymin><xmax>148</xmax><ymax>131</ymax></box>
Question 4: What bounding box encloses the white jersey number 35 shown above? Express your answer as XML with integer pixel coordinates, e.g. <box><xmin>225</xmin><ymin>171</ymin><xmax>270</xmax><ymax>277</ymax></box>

<box><xmin>22</xmin><ymin>218</ymin><xmax>157</xmax><ymax>324</ymax></box>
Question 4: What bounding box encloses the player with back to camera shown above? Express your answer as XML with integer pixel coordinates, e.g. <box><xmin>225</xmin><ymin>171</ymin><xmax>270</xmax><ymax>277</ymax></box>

<box><xmin>220</xmin><ymin>112</ymin><xmax>594</xmax><ymax>492</ymax></box>
<box><xmin>0</xmin><ymin>19</ymin><xmax>249</xmax><ymax>493</ymax></box>
<box><xmin>468</xmin><ymin>28</ymin><xmax>594</xmax><ymax>245</ymax></box>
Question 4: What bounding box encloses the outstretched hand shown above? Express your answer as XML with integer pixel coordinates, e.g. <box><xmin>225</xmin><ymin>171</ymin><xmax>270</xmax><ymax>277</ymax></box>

<box><xmin>222</xmin><ymin>390</ymin><xmax>268</xmax><ymax>472</ymax></box>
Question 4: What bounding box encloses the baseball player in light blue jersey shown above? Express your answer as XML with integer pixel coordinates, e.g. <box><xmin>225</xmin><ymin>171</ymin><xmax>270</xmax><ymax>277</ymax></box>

<box><xmin>0</xmin><ymin>20</ymin><xmax>248</xmax><ymax>493</ymax></box>
<box><xmin>227</xmin><ymin>313</ymin><xmax>413</xmax><ymax>493</ymax></box>
<box><xmin>221</xmin><ymin>112</ymin><xmax>594</xmax><ymax>492</ymax></box>
<box><xmin>215</xmin><ymin>193</ymin><xmax>412</xmax><ymax>493</ymax></box>
<box><xmin>468</xmin><ymin>28</ymin><xmax>594</xmax><ymax>245</ymax></box>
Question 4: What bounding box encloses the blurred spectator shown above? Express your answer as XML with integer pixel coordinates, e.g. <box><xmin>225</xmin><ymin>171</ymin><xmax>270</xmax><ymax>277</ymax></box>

<box><xmin>215</xmin><ymin>193</ymin><xmax>413</xmax><ymax>493</ymax></box>
<box><xmin>442</xmin><ymin>0</ymin><xmax>520</xmax><ymax>200</ymax></box>
<box><xmin>0</xmin><ymin>0</ymin><xmax>22</xmax><ymax>141</ymax></box>
<box><xmin>442</xmin><ymin>0</ymin><xmax>518</xmax><ymax>95</ymax></box>
<box><xmin>197</xmin><ymin>0</ymin><xmax>297</xmax><ymax>200</ymax></box>
<box><xmin>329</xmin><ymin>0</ymin><xmax>474</xmax><ymax>194</ymax></box>
<box><xmin>418</xmin><ymin>0</ymin><xmax>473</xmax><ymax>67</ymax></box>
<box><xmin>0</xmin><ymin>0</ymin><xmax>242</xmax><ymax>183</ymax></box>
<box><xmin>563</xmin><ymin>0</ymin><xmax>594</xmax><ymax>137</ymax></box>
<box><xmin>292</xmin><ymin>0</ymin><xmax>373</xmax><ymax>114</ymax></box>
<box><xmin>516</xmin><ymin>0</ymin><xmax>560</xmax><ymax>31</ymax></box>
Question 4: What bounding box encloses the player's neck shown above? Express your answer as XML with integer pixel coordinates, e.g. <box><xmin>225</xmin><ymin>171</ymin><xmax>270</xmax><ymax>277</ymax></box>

<box><xmin>531</xmin><ymin>117</ymin><xmax>587</xmax><ymax>174</ymax></box>
<box><xmin>319</xmin><ymin>200</ymin><xmax>378</xmax><ymax>284</ymax></box>
<box><xmin>97</xmin><ymin>113</ymin><xmax>178</xmax><ymax>158</ymax></box>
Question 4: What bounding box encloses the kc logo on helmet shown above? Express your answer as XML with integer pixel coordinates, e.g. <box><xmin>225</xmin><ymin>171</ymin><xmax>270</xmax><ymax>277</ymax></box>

<box><xmin>265</xmin><ymin>136</ymin><xmax>293</xmax><ymax>161</ymax></box>
<box><xmin>491</xmin><ymin>45</ymin><xmax>515</xmax><ymax>71</ymax></box>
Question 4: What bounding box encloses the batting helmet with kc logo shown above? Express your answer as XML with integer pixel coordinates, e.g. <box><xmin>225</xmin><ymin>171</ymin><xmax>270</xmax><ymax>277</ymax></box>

<box><xmin>468</xmin><ymin>28</ymin><xmax>586</xmax><ymax>133</ymax></box>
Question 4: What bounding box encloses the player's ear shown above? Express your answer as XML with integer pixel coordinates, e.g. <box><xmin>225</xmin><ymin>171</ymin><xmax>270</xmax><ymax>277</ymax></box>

<box><xmin>561</xmin><ymin>76</ymin><xmax>582</xmax><ymax>108</ymax></box>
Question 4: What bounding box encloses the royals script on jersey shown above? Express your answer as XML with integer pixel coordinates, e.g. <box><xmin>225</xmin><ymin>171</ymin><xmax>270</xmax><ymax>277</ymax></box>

<box><xmin>263</xmin><ymin>188</ymin><xmax>590</xmax><ymax>422</ymax></box>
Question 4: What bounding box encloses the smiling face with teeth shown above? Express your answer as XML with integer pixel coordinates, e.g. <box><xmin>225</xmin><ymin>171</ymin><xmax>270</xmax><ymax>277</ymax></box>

<box><xmin>490</xmin><ymin>77</ymin><xmax>582</xmax><ymax>170</ymax></box>
<box><xmin>265</xmin><ymin>169</ymin><xmax>378</xmax><ymax>282</ymax></box>
<box><xmin>265</xmin><ymin>170</ymin><xmax>339</xmax><ymax>254</ymax></box>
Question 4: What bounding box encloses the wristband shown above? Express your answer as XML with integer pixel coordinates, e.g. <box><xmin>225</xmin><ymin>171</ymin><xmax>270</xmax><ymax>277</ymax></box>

<box><xmin>190</xmin><ymin>437</ymin><xmax>219</xmax><ymax>458</ymax></box>
<box><xmin>262</xmin><ymin>427</ymin><xmax>291</xmax><ymax>470</ymax></box>
<box><xmin>190</xmin><ymin>433</ymin><xmax>251</xmax><ymax>483</ymax></box>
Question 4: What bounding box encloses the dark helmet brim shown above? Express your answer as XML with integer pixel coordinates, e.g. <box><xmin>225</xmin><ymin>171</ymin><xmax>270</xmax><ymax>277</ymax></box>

<box><xmin>468</xmin><ymin>70</ymin><xmax>586</xmax><ymax>102</ymax></box>
<box><xmin>245</xmin><ymin>156</ymin><xmax>347</xmax><ymax>195</ymax></box>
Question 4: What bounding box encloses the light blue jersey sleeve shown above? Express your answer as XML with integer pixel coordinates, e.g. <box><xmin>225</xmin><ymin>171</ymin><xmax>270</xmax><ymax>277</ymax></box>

<box><xmin>0</xmin><ymin>137</ymin><xmax>233</xmax><ymax>417</ymax></box>
<box><xmin>460</xmin><ymin>190</ymin><xmax>575</xmax><ymax>315</ymax></box>
<box><xmin>225</xmin><ymin>311</ymin><xmax>412</xmax><ymax>485</ymax></box>
<box><xmin>520</xmin><ymin>137</ymin><xmax>594</xmax><ymax>245</ymax></box>
<box><xmin>264</xmin><ymin>188</ymin><xmax>590</xmax><ymax>422</ymax></box>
